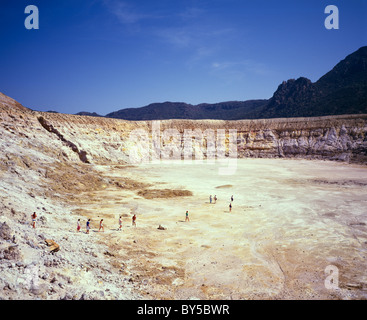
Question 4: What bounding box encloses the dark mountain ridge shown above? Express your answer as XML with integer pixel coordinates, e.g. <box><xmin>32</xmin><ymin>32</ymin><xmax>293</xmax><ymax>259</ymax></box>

<box><xmin>260</xmin><ymin>46</ymin><xmax>367</xmax><ymax>118</ymax></box>
<box><xmin>105</xmin><ymin>100</ymin><xmax>268</xmax><ymax>121</ymax></box>
<box><xmin>81</xmin><ymin>46</ymin><xmax>367</xmax><ymax>120</ymax></box>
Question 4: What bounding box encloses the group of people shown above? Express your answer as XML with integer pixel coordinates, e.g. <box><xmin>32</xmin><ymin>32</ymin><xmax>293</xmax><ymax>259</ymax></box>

<box><xmin>209</xmin><ymin>195</ymin><xmax>217</xmax><ymax>204</ymax></box>
<box><xmin>185</xmin><ymin>194</ymin><xmax>234</xmax><ymax>224</ymax></box>
<box><xmin>31</xmin><ymin>212</ymin><xmax>138</xmax><ymax>234</ymax></box>
<box><xmin>31</xmin><ymin>194</ymin><xmax>234</xmax><ymax>233</ymax></box>
<box><xmin>76</xmin><ymin>214</ymin><xmax>137</xmax><ymax>234</ymax></box>
<box><xmin>229</xmin><ymin>195</ymin><xmax>234</xmax><ymax>212</ymax></box>
<box><xmin>210</xmin><ymin>194</ymin><xmax>234</xmax><ymax>212</ymax></box>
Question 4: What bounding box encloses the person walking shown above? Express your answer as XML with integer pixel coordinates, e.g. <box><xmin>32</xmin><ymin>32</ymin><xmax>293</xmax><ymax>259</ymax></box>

<box><xmin>231</xmin><ymin>195</ymin><xmax>234</xmax><ymax>202</ymax></box>
<box><xmin>132</xmin><ymin>214</ymin><xmax>137</xmax><ymax>227</ymax></box>
<box><xmin>31</xmin><ymin>212</ymin><xmax>37</xmax><ymax>229</ymax></box>
<box><xmin>209</xmin><ymin>195</ymin><xmax>212</xmax><ymax>204</ymax></box>
<box><xmin>229</xmin><ymin>203</ymin><xmax>232</xmax><ymax>212</ymax></box>
<box><xmin>86</xmin><ymin>219</ymin><xmax>91</xmax><ymax>234</ymax></box>
<box><xmin>118</xmin><ymin>216</ymin><xmax>122</xmax><ymax>231</ymax></box>
<box><xmin>99</xmin><ymin>219</ymin><xmax>104</xmax><ymax>232</ymax></box>
<box><xmin>214</xmin><ymin>195</ymin><xmax>217</xmax><ymax>204</ymax></box>
<box><xmin>185</xmin><ymin>210</ymin><xmax>189</xmax><ymax>222</ymax></box>
<box><xmin>77</xmin><ymin>219</ymin><xmax>81</xmax><ymax>232</ymax></box>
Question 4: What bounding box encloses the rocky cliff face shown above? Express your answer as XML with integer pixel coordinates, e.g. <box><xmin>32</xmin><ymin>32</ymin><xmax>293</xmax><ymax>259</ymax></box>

<box><xmin>259</xmin><ymin>46</ymin><xmax>367</xmax><ymax>118</ymax></box>
<box><xmin>1</xmin><ymin>92</ymin><xmax>367</xmax><ymax>167</ymax></box>
<box><xmin>0</xmin><ymin>93</ymin><xmax>141</xmax><ymax>300</ymax></box>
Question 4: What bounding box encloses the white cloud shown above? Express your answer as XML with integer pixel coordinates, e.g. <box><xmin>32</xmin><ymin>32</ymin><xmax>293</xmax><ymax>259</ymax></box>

<box><xmin>154</xmin><ymin>26</ymin><xmax>193</xmax><ymax>48</ymax></box>
<box><xmin>179</xmin><ymin>7</ymin><xmax>205</xmax><ymax>20</ymax></box>
<box><xmin>211</xmin><ymin>60</ymin><xmax>268</xmax><ymax>75</ymax></box>
<box><xmin>209</xmin><ymin>60</ymin><xmax>270</xmax><ymax>85</ymax></box>
<box><xmin>102</xmin><ymin>0</ymin><xmax>150</xmax><ymax>24</ymax></box>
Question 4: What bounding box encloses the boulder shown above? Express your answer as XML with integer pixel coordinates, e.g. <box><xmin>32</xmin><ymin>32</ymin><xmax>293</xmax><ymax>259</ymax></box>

<box><xmin>45</xmin><ymin>239</ymin><xmax>60</xmax><ymax>253</ymax></box>
<box><xmin>0</xmin><ymin>222</ymin><xmax>11</xmax><ymax>241</ymax></box>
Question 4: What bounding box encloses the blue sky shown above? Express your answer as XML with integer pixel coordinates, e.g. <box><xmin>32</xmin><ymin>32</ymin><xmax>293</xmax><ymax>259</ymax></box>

<box><xmin>0</xmin><ymin>0</ymin><xmax>366</xmax><ymax>115</ymax></box>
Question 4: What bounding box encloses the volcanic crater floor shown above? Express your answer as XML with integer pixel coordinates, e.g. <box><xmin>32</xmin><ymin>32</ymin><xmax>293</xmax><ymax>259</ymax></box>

<box><xmin>73</xmin><ymin>158</ymin><xmax>367</xmax><ymax>300</ymax></box>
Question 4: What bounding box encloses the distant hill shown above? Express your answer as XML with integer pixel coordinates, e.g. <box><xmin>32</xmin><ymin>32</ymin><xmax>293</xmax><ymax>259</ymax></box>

<box><xmin>75</xmin><ymin>111</ymin><xmax>103</xmax><ymax>117</ymax></box>
<box><xmin>105</xmin><ymin>100</ymin><xmax>268</xmax><ymax>121</ymax></box>
<box><xmin>259</xmin><ymin>46</ymin><xmax>367</xmax><ymax>118</ymax></box>
<box><xmin>81</xmin><ymin>46</ymin><xmax>367</xmax><ymax>120</ymax></box>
